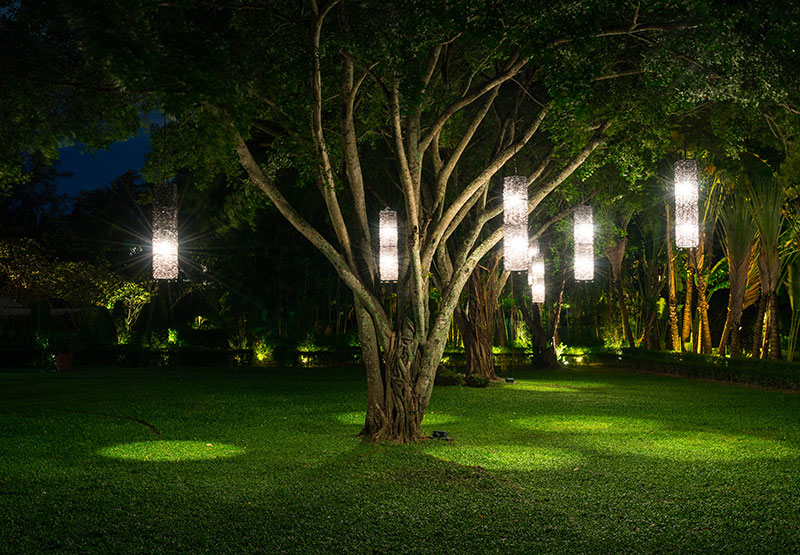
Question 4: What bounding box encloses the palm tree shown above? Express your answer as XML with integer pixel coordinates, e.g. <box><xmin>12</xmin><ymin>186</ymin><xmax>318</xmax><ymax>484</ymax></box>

<box><xmin>718</xmin><ymin>193</ymin><xmax>757</xmax><ymax>356</ymax></box>
<box><xmin>747</xmin><ymin>178</ymin><xmax>785</xmax><ymax>359</ymax></box>
<box><xmin>689</xmin><ymin>172</ymin><xmax>722</xmax><ymax>355</ymax></box>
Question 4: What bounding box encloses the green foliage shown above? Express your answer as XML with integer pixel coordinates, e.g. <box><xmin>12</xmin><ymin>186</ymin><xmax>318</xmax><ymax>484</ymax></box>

<box><xmin>105</xmin><ymin>281</ymin><xmax>154</xmax><ymax>343</ymax></box>
<box><xmin>588</xmin><ymin>348</ymin><xmax>800</xmax><ymax>390</ymax></box>
<box><xmin>464</xmin><ymin>374</ymin><xmax>490</xmax><ymax>388</ymax></box>
<box><xmin>141</xmin><ymin>295</ymin><xmax>169</xmax><ymax>348</ymax></box>
<box><xmin>434</xmin><ymin>366</ymin><xmax>465</xmax><ymax>386</ymax></box>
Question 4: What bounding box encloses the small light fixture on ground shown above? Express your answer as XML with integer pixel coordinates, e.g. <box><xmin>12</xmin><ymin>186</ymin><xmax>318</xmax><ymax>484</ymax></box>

<box><xmin>432</xmin><ymin>430</ymin><xmax>453</xmax><ymax>441</ymax></box>
<box><xmin>503</xmin><ymin>175</ymin><xmax>528</xmax><ymax>271</ymax></box>
<box><xmin>674</xmin><ymin>159</ymin><xmax>699</xmax><ymax>248</ymax></box>
<box><xmin>152</xmin><ymin>181</ymin><xmax>178</xmax><ymax>280</ymax></box>
<box><xmin>528</xmin><ymin>239</ymin><xmax>545</xmax><ymax>303</ymax></box>
<box><xmin>379</xmin><ymin>209</ymin><xmax>398</xmax><ymax>282</ymax></box>
<box><xmin>574</xmin><ymin>205</ymin><xmax>594</xmax><ymax>281</ymax></box>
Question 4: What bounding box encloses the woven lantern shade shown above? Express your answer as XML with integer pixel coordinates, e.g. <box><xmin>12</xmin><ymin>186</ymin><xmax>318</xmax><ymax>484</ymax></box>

<box><xmin>674</xmin><ymin>160</ymin><xmax>699</xmax><ymax>248</ymax></box>
<box><xmin>152</xmin><ymin>181</ymin><xmax>178</xmax><ymax>280</ymax></box>
<box><xmin>503</xmin><ymin>175</ymin><xmax>528</xmax><ymax>271</ymax></box>
<box><xmin>379</xmin><ymin>209</ymin><xmax>398</xmax><ymax>282</ymax></box>
<box><xmin>573</xmin><ymin>205</ymin><xmax>593</xmax><ymax>281</ymax></box>
<box><xmin>528</xmin><ymin>240</ymin><xmax>545</xmax><ymax>304</ymax></box>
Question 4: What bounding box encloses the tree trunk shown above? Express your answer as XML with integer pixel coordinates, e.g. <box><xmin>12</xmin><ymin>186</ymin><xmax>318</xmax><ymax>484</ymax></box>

<box><xmin>717</xmin><ymin>311</ymin><xmax>731</xmax><ymax>356</ymax></box>
<box><xmin>453</xmin><ymin>255</ymin><xmax>506</xmax><ymax>381</ymax></box>
<box><xmin>552</xmin><ymin>275</ymin><xmax>567</xmax><ymax>347</ymax></box>
<box><xmin>358</xmin><ymin>312</ymin><xmax>447</xmax><ymax>443</ymax></box>
<box><xmin>768</xmin><ymin>293</ymin><xmax>782</xmax><ymax>360</ymax></box>
<box><xmin>614</xmin><ymin>277</ymin><xmax>635</xmax><ymax>347</ymax></box>
<box><xmin>665</xmin><ymin>205</ymin><xmax>681</xmax><ymax>351</ymax></box>
<box><xmin>606</xmin><ymin>238</ymin><xmax>634</xmax><ymax>347</ymax></box>
<box><xmin>695</xmin><ymin>271</ymin><xmax>713</xmax><ymax>355</ymax></box>
<box><xmin>681</xmin><ymin>262</ymin><xmax>694</xmax><ymax>352</ymax></box>
<box><xmin>455</xmin><ymin>305</ymin><xmax>497</xmax><ymax>381</ymax></box>
<box><xmin>730</xmin><ymin>318</ymin><xmax>742</xmax><ymax>357</ymax></box>
<box><xmin>642</xmin><ymin>311</ymin><xmax>656</xmax><ymax>350</ymax></box>
<box><xmin>752</xmin><ymin>292</ymin><xmax>766</xmax><ymax>359</ymax></box>
<box><xmin>512</xmin><ymin>273</ymin><xmax>559</xmax><ymax>368</ymax></box>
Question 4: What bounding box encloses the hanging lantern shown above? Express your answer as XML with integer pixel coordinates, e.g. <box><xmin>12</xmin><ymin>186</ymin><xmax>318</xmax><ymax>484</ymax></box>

<box><xmin>573</xmin><ymin>205</ymin><xmax>593</xmax><ymax>281</ymax></box>
<box><xmin>152</xmin><ymin>181</ymin><xmax>178</xmax><ymax>280</ymax></box>
<box><xmin>503</xmin><ymin>175</ymin><xmax>528</xmax><ymax>271</ymax></box>
<box><xmin>379</xmin><ymin>209</ymin><xmax>398</xmax><ymax>282</ymax></box>
<box><xmin>528</xmin><ymin>240</ymin><xmax>545</xmax><ymax>304</ymax></box>
<box><xmin>674</xmin><ymin>159</ymin><xmax>699</xmax><ymax>248</ymax></box>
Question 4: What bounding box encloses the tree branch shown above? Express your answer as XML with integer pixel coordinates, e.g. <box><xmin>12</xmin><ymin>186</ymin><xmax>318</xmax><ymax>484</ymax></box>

<box><xmin>230</xmin><ymin>130</ymin><xmax>390</xmax><ymax>341</ymax></box>
<box><xmin>418</xmin><ymin>55</ymin><xmax>530</xmax><ymax>155</ymax></box>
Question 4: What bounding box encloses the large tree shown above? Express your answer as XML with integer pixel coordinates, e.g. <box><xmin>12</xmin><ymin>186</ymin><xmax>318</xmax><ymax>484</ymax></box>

<box><xmin>3</xmin><ymin>0</ymin><xmax>800</xmax><ymax>441</ymax></box>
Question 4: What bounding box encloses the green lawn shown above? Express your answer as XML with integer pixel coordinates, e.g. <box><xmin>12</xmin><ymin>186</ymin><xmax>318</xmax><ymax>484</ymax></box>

<box><xmin>1</xmin><ymin>365</ymin><xmax>798</xmax><ymax>553</ymax></box>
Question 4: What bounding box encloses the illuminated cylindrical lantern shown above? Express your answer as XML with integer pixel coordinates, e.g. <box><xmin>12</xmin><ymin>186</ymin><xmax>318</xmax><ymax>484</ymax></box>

<box><xmin>379</xmin><ymin>209</ymin><xmax>398</xmax><ymax>282</ymax></box>
<box><xmin>528</xmin><ymin>240</ymin><xmax>545</xmax><ymax>304</ymax></box>
<box><xmin>574</xmin><ymin>205</ymin><xmax>593</xmax><ymax>281</ymax></box>
<box><xmin>152</xmin><ymin>181</ymin><xmax>178</xmax><ymax>280</ymax></box>
<box><xmin>503</xmin><ymin>175</ymin><xmax>528</xmax><ymax>271</ymax></box>
<box><xmin>674</xmin><ymin>160</ymin><xmax>699</xmax><ymax>248</ymax></box>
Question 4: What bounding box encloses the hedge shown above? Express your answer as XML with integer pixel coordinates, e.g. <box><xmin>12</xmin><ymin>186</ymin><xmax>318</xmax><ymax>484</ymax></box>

<box><xmin>586</xmin><ymin>348</ymin><xmax>800</xmax><ymax>390</ymax></box>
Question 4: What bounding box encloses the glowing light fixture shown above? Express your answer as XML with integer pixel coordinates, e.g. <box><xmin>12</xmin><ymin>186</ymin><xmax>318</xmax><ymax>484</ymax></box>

<box><xmin>503</xmin><ymin>175</ymin><xmax>528</xmax><ymax>271</ymax></box>
<box><xmin>152</xmin><ymin>181</ymin><xmax>178</xmax><ymax>280</ymax></box>
<box><xmin>674</xmin><ymin>159</ymin><xmax>699</xmax><ymax>248</ymax></box>
<box><xmin>574</xmin><ymin>205</ymin><xmax>593</xmax><ymax>281</ymax></box>
<box><xmin>379</xmin><ymin>209</ymin><xmax>398</xmax><ymax>282</ymax></box>
<box><xmin>528</xmin><ymin>240</ymin><xmax>545</xmax><ymax>304</ymax></box>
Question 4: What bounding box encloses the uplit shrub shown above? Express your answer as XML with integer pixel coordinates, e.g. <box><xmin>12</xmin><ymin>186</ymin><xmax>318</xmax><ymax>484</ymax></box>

<box><xmin>464</xmin><ymin>374</ymin><xmax>490</xmax><ymax>388</ymax></box>
<box><xmin>434</xmin><ymin>366</ymin><xmax>465</xmax><ymax>386</ymax></box>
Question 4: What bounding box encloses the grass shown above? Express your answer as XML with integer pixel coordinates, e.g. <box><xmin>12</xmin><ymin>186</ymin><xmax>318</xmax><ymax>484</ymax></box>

<box><xmin>1</xmin><ymin>365</ymin><xmax>799</xmax><ymax>553</ymax></box>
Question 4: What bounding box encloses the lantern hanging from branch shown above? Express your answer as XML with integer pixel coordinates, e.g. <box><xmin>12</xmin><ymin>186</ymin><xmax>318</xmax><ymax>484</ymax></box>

<box><xmin>379</xmin><ymin>209</ymin><xmax>398</xmax><ymax>282</ymax></box>
<box><xmin>528</xmin><ymin>240</ymin><xmax>545</xmax><ymax>304</ymax></box>
<box><xmin>152</xmin><ymin>181</ymin><xmax>178</xmax><ymax>280</ymax></box>
<box><xmin>573</xmin><ymin>205</ymin><xmax>594</xmax><ymax>281</ymax></box>
<box><xmin>503</xmin><ymin>175</ymin><xmax>528</xmax><ymax>271</ymax></box>
<box><xmin>674</xmin><ymin>159</ymin><xmax>699</xmax><ymax>248</ymax></box>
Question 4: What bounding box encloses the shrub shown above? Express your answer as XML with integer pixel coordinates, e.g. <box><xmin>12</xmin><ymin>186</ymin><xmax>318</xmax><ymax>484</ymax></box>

<box><xmin>464</xmin><ymin>374</ymin><xmax>490</xmax><ymax>388</ymax></box>
<box><xmin>586</xmin><ymin>348</ymin><xmax>800</xmax><ymax>390</ymax></box>
<box><xmin>435</xmin><ymin>366</ymin><xmax>465</xmax><ymax>386</ymax></box>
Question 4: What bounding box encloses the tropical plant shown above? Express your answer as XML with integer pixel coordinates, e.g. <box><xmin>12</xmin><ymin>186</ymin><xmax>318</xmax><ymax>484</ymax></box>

<box><xmin>718</xmin><ymin>192</ymin><xmax>757</xmax><ymax>356</ymax></box>
<box><xmin>747</xmin><ymin>178</ymin><xmax>786</xmax><ymax>359</ymax></box>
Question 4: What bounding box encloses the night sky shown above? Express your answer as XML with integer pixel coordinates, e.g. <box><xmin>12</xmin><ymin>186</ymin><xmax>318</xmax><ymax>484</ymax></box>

<box><xmin>55</xmin><ymin>125</ymin><xmax>152</xmax><ymax>198</ymax></box>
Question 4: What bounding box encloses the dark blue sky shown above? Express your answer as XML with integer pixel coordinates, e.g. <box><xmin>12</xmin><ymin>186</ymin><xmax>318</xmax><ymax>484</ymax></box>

<box><xmin>55</xmin><ymin>125</ymin><xmax>152</xmax><ymax>197</ymax></box>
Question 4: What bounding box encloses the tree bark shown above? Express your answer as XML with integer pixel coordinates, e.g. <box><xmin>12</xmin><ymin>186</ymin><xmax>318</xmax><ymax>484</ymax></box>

<box><xmin>512</xmin><ymin>273</ymin><xmax>559</xmax><ymax>368</ymax></box>
<box><xmin>453</xmin><ymin>254</ymin><xmax>506</xmax><ymax>380</ymax></box>
<box><xmin>768</xmin><ymin>293</ymin><xmax>782</xmax><ymax>360</ymax></box>
<box><xmin>606</xmin><ymin>238</ymin><xmax>634</xmax><ymax>347</ymax></box>
<box><xmin>665</xmin><ymin>205</ymin><xmax>681</xmax><ymax>351</ymax></box>
<box><xmin>752</xmin><ymin>292</ymin><xmax>766</xmax><ymax>359</ymax></box>
<box><xmin>717</xmin><ymin>312</ymin><xmax>731</xmax><ymax>356</ymax></box>
<box><xmin>355</xmin><ymin>300</ymin><xmax>387</xmax><ymax>436</ymax></box>
<box><xmin>695</xmin><ymin>270</ymin><xmax>713</xmax><ymax>355</ymax></box>
<box><xmin>730</xmin><ymin>317</ymin><xmax>742</xmax><ymax>357</ymax></box>
<box><xmin>551</xmin><ymin>275</ymin><xmax>567</xmax><ymax>347</ymax></box>
<box><xmin>681</xmin><ymin>261</ymin><xmax>694</xmax><ymax>352</ymax></box>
